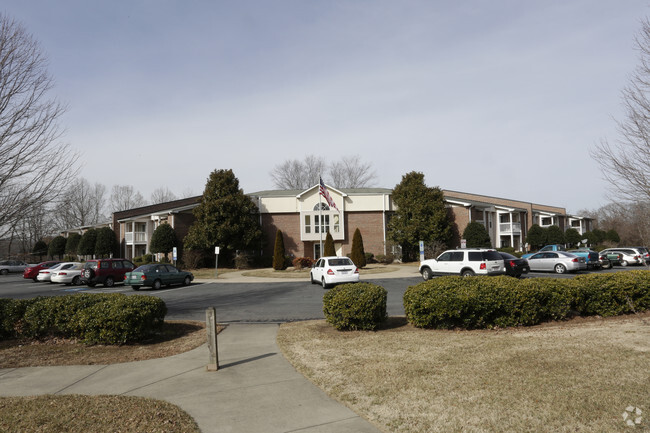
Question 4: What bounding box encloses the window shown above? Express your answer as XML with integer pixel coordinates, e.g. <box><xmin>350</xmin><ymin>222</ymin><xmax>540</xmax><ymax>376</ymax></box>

<box><xmin>113</xmin><ymin>261</ymin><xmax>123</xmax><ymax>269</ymax></box>
<box><xmin>450</xmin><ymin>252</ymin><xmax>464</xmax><ymax>261</ymax></box>
<box><xmin>437</xmin><ymin>252</ymin><xmax>452</xmax><ymax>261</ymax></box>
<box><xmin>305</xmin><ymin>215</ymin><xmax>311</xmax><ymax>234</ymax></box>
<box><xmin>313</xmin><ymin>203</ymin><xmax>329</xmax><ymax>211</ymax></box>
<box><xmin>541</xmin><ymin>217</ymin><xmax>552</xmax><ymax>226</ymax></box>
<box><xmin>333</xmin><ymin>214</ymin><xmax>340</xmax><ymax>233</ymax></box>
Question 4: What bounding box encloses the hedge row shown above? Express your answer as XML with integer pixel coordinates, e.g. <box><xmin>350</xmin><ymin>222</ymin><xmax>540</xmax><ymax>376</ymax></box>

<box><xmin>404</xmin><ymin>271</ymin><xmax>650</xmax><ymax>329</ymax></box>
<box><xmin>0</xmin><ymin>293</ymin><xmax>167</xmax><ymax>344</ymax></box>
<box><xmin>323</xmin><ymin>282</ymin><xmax>387</xmax><ymax>331</ymax></box>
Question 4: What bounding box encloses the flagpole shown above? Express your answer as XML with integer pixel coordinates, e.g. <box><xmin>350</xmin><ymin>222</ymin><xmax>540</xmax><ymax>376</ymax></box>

<box><xmin>319</xmin><ymin>176</ymin><xmax>323</xmax><ymax>258</ymax></box>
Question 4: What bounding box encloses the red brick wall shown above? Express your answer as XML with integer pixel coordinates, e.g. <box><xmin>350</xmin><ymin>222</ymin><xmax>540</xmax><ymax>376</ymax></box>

<box><xmin>261</xmin><ymin>214</ymin><xmax>303</xmax><ymax>257</ymax></box>
<box><xmin>343</xmin><ymin>212</ymin><xmax>386</xmax><ymax>256</ymax></box>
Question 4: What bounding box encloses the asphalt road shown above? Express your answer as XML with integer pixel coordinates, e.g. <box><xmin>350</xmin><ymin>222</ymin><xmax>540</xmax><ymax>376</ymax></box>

<box><xmin>0</xmin><ymin>266</ymin><xmax>644</xmax><ymax>322</ymax></box>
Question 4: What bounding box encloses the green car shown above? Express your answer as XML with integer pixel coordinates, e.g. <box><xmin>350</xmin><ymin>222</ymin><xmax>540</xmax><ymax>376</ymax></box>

<box><xmin>124</xmin><ymin>264</ymin><xmax>194</xmax><ymax>291</ymax></box>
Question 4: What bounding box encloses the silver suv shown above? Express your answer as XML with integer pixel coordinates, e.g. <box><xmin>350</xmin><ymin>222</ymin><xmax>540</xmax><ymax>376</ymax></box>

<box><xmin>419</xmin><ymin>248</ymin><xmax>505</xmax><ymax>280</ymax></box>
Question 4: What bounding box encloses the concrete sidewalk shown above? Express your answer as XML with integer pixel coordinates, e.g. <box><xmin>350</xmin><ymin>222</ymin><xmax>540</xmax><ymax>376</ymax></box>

<box><xmin>0</xmin><ymin>324</ymin><xmax>381</xmax><ymax>433</ymax></box>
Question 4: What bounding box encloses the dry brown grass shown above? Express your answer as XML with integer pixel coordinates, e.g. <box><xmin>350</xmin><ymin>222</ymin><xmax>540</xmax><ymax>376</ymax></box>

<box><xmin>277</xmin><ymin>313</ymin><xmax>650</xmax><ymax>433</ymax></box>
<box><xmin>0</xmin><ymin>395</ymin><xmax>200</xmax><ymax>433</ymax></box>
<box><xmin>0</xmin><ymin>320</ymin><xmax>209</xmax><ymax>432</ymax></box>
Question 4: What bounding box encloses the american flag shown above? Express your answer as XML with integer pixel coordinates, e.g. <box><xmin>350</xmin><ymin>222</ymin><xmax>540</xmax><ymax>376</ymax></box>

<box><xmin>319</xmin><ymin>177</ymin><xmax>339</xmax><ymax>211</ymax></box>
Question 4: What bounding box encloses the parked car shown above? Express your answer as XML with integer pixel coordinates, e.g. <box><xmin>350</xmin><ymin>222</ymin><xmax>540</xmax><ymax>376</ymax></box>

<box><xmin>598</xmin><ymin>253</ymin><xmax>612</xmax><ymax>269</ymax></box>
<box><xmin>599</xmin><ymin>251</ymin><xmax>623</xmax><ymax>267</ymax></box>
<box><xmin>310</xmin><ymin>256</ymin><xmax>359</xmax><ymax>288</ymax></box>
<box><xmin>527</xmin><ymin>251</ymin><xmax>587</xmax><ymax>274</ymax></box>
<box><xmin>567</xmin><ymin>248</ymin><xmax>601</xmax><ymax>269</ymax></box>
<box><xmin>79</xmin><ymin>258</ymin><xmax>136</xmax><ymax>287</ymax></box>
<box><xmin>0</xmin><ymin>260</ymin><xmax>29</xmax><ymax>275</ymax></box>
<box><xmin>419</xmin><ymin>248</ymin><xmax>505</xmax><ymax>280</ymax></box>
<box><xmin>124</xmin><ymin>264</ymin><xmax>194</xmax><ymax>291</ymax></box>
<box><xmin>37</xmin><ymin>262</ymin><xmax>81</xmax><ymax>282</ymax></box>
<box><xmin>599</xmin><ymin>248</ymin><xmax>643</xmax><ymax>267</ymax></box>
<box><xmin>498</xmin><ymin>252</ymin><xmax>529</xmax><ymax>278</ymax></box>
<box><xmin>50</xmin><ymin>263</ymin><xmax>84</xmax><ymax>285</ymax></box>
<box><xmin>23</xmin><ymin>261</ymin><xmax>63</xmax><ymax>282</ymax></box>
<box><xmin>629</xmin><ymin>247</ymin><xmax>650</xmax><ymax>264</ymax></box>
<box><xmin>521</xmin><ymin>244</ymin><xmax>566</xmax><ymax>259</ymax></box>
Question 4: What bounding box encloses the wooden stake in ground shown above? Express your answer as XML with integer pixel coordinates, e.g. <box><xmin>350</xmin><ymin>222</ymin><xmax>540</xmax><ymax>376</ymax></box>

<box><xmin>206</xmin><ymin>307</ymin><xmax>219</xmax><ymax>371</ymax></box>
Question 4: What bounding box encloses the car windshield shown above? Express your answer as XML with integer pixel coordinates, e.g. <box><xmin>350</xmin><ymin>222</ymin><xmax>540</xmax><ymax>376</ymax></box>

<box><xmin>83</xmin><ymin>262</ymin><xmax>98</xmax><ymax>270</ymax></box>
<box><xmin>499</xmin><ymin>252</ymin><xmax>517</xmax><ymax>260</ymax></box>
<box><xmin>328</xmin><ymin>258</ymin><xmax>353</xmax><ymax>266</ymax></box>
<box><xmin>482</xmin><ymin>251</ymin><xmax>502</xmax><ymax>261</ymax></box>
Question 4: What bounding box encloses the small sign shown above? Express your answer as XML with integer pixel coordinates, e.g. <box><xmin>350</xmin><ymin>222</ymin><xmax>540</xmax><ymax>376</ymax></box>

<box><xmin>419</xmin><ymin>240</ymin><xmax>425</xmax><ymax>261</ymax></box>
<box><xmin>215</xmin><ymin>247</ymin><xmax>220</xmax><ymax>255</ymax></box>
<box><xmin>172</xmin><ymin>247</ymin><xmax>177</xmax><ymax>261</ymax></box>
<box><xmin>461</xmin><ymin>239</ymin><xmax>467</xmax><ymax>248</ymax></box>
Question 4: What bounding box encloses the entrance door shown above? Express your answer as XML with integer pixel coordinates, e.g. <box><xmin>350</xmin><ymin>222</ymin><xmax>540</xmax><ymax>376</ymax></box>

<box><xmin>314</xmin><ymin>243</ymin><xmax>321</xmax><ymax>260</ymax></box>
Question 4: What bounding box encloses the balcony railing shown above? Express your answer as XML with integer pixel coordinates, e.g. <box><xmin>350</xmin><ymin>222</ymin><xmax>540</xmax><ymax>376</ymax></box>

<box><xmin>125</xmin><ymin>231</ymin><xmax>147</xmax><ymax>243</ymax></box>
<box><xmin>499</xmin><ymin>222</ymin><xmax>521</xmax><ymax>234</ymax></box>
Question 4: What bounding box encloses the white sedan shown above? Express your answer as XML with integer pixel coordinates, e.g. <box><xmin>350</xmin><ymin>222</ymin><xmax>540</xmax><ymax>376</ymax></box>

<box><xmin>51</xmin><ymin>263</ymin><xmax>84</xmax><ymax>285</ymax></box>
<box><xmin>37</xmin><ymin>262</ymin><xmax>81</xmax><ymax>282</ymax></box>
<box><xmin>310</xmin><ymin>256</ymin><xmax>360</xmax><ymax>288</ymax></box>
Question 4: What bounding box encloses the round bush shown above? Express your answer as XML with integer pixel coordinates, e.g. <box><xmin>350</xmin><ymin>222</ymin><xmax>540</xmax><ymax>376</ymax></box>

<box><xmin>323</xmin><ymin>282</ymin><xmax>387</xmax><ymax>331</ymax></box>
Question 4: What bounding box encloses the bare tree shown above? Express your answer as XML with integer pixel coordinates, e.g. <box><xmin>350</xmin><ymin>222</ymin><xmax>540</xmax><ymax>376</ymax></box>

<box><xmin>592</xmin><ymin>17</ymin><xmax>650</xmax><ymax>202</ymax></box>
<box><xmin>270</xmin><ymin>155</ymin><xmax>376</xmax><ymax>189</ymax></box>
<box><xmin>54</xmin><ymin>178</ymin><xmax>107</xmax><ymax>229</ymax></box>
<box><xmin>110</xmin><ymin>185</ymin><xmax>147</xmax><ymax>212</ymax></box>
<box><xmin>329</xmin><ymin>155</ymin><xmax>377</xmax><ymax>188</ymax></box>
<box><xmin>270</xmin><ymin>155</ymin><xmax>325</xmax><ymax>189</ymax></box>
<box><xmin>0</xmin><ymin>14</ymin><xmax>79</xmax><ymax>238</ymax></box>
<box><xmin>150</xmin><ymin>186</ymin><xmax>177</xmax><ymax>204</ymax></box>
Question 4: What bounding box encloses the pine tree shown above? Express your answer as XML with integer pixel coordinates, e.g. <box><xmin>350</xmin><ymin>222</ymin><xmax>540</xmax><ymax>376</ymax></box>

<box><xmin>184</xmin><ymin>169</ymin><xmax>262</xmax><ymax>266</ymax></box>
<box><xmin>78</xmin><ymin>229</ymin><xmax>97</xmax><ymax>257</ymax></box>
<box><xmin>48</xmin><ymin>236</ymin><xmax>67</xmax><ymax>259</ymax></box>
<box><xmin>273</xmin><ymin>229</ymin><xmax>286</xmax><ymax>270</ymax></box>
<box><xmin>32</xmin><ymin>239</ymin><xmax>47</xmax><ymax>260</ymax></box>
<box><xmin>350</xmin><ymin>228</ymin><xmax>366</xmax><ymax>268</ymax></box>
<box><xmin>462</xmin><ymin>222</ymin><xmax>492</xmax><ymax>248</ymax></box>
<box><xmin>324</xmin><ymin>232</ymin><xmax>335</xmax><ymax>256</ymax></box>
<box><xmin>95</xmin><ymin>227</ymin><xmax>117</xmax><ymax>258</ymax></box>
<box><xmin>64</xmin><ymin>233</ymin><xmax>81</xmax><ymax>256</ymax></box>
<box><xmin>150</xmin><ymin>223</ymin><xmax>177</xmax><ymax>260</ymax></box>
<box><xmin>387</xmin><ymin>172</ymin><xmax>452</xmax><ymax>261</ymax></box>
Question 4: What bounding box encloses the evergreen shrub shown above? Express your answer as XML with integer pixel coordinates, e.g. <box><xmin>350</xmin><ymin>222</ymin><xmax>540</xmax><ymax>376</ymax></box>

<box><xmin>403</xmin><ymin>271</ymin><xmax>650</xmax><ymax>329</ymax></box>
<box><xmin>323</xmin><ymin>282</ymin><xmax>387</xmax><ymax>331</ymax></box>
<box><xmin>1</xmin><ymin>294</ymin><xmax>167</xmax><ymax>344</ymax></box>
<box><xmin>292</xmin><ymin>257</ymin><xmax>314</xmax><ymax>269</ymax></box>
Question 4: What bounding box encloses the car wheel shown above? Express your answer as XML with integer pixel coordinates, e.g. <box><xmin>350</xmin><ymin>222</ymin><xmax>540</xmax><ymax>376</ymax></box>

<box><xmin>421</xmin><ymin>268</ymin><xmax>433</xmax><ymax>281</ymax></box>
<box><xmin>153</xmin><ymin>279</ymin><xmax>162</xmax><ymax>290</ymax></box>
<box><xmin>621</xmin><ymin>260</ymin><xmax>628</xmax><ymax>267</ymax></box>
<box><xmin>183</xmin><ymin>276</ymin><xmax>191</xmax><ymax>286</ymax></box>
<box><xmin>131</xmin><ymin>285</ymin><xmax>141</xmax><ymax>291</ymax></box>
<box><xmin>321</xmin><ymin>278</ymin><xmax>328</xmax><ymax>289</ymax></box>
<box><xmin>72</xmin><ymin>276</ymin><xmax>80</xmax><ymax>285</ymax></box>
<box><xmin>83</xmin><ymin>269</ymin><xmax>95</xmax><ymax>279</ymax></box>
<box><xmin>0</xmin><ymin>269</ymin><xmax>7</xmax><ymax>275</ymax></box>
<box><xmin>104</xmin><ymin>276</ymin><xmax>115</xmax><ymax>288</ymax></box>
<box><xmin>461</xmin><ymin>269</ymin><xmax>475</xmax><ymax>277</ymax></box>
<box><xmin>554</xmin><ymin>264</ymin><xmax>566</xmax><ymax>274</ymax></box>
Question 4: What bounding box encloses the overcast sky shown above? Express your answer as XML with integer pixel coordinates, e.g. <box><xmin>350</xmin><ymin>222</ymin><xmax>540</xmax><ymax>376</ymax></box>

<box><xmin>4</xmin><ymin>1</ymin><xmax>649</xmax><ymax>213</ymax></box>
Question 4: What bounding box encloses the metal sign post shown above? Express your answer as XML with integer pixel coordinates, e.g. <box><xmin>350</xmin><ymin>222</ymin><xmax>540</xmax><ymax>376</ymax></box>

<box><xmin>215</xmin><ymin>246</ymin><xmax>220</xmax><ymax>278</ymax></box>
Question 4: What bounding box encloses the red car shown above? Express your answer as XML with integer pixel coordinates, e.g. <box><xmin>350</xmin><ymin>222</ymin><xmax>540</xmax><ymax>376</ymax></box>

<box><xmin>23</xmin><ymin>261</ymin><xmax>62</xmax><ymax>282</ymax></box>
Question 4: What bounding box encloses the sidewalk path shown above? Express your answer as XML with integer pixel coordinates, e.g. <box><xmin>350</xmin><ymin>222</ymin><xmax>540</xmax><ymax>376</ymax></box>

<box><xmin>0</xmin><ymin>324</ymin><xmax>382</xmax><ymax>433</ymax></box>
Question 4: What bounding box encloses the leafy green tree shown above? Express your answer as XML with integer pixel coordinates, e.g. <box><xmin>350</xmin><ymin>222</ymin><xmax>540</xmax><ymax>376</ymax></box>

<box><xmin>462</xmin><ymin>221</ymin><xmax>492</xmax><ymax>248</ymax></box>
<box><xmin>387</xmin><ymin>172</ymin><xmax>452</xmax><ymax>262</ymax></box>
<box><xmin>150</xmin><ymin>223</ymin><xmax>177</xmax><ymax>260</ymax></box>
<box><xmin>32</xmin><ymin>239</ymin><xmax>47</xmax><ymax>260</ymax></box>
<box><xmin>273</xmin><ymin>229</ymin><xmax>286</xmax><ymax>270</ymax></box>
<box><xmin>64</xmin><ymin>233</ymin><xmax>81</xmax><ymax>256</ymax></box>
<box><xmin>78</xmin><ymin>228</ymin><xmax>97</xmax><ymax>257</ymax></box>
<box><xmin>324</xmin><ymin>232</ymin><xmax>335</xmax><ymax>256</ymax></box>
<box><xmin>95</xmin><ymin>227</ymin><xmax>116</xmax><ymax>258</ymax></box>
<box><xmin>564</xmin><ymin>228</ymin><xmax>582</xmax><ymax>247</ymax></box>
<box><xmin>184</xmin><ymin>169</ymin><xmax>262</xmax><ymax>265</ymax></box>
<box><xmin>526</xmin><ymin>224</ymin><xmax>547</xmax><ymax>250</ymax></box>
<box><xmin>605</xmin><ymin>229</ymin><xmax>620</xmax><ymax>244</ymax></box>
<box><xmin>546</xmin><ymin>225</ymin><xmax>565</xmax><ymax>245</ymax></box>
<box><xmin>48</xmin><ymin>235</ymin><xmax>66</xmax><ymax>259</ymax></box>
<box><xmin>585</xmin><ymin>229</ymin><xmax>606</xmax><ymax>246</ymax></box>
<box><xmin>350</xmin><ymin>228</ymin><xmax>367</xmax><ymax>268</ymax></box>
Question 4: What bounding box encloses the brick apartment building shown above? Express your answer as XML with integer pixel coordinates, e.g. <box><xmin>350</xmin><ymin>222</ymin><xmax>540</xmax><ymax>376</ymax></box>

<box><xmin>63</xmin><ymin>184</ymin><xmax>593</xmax><ymax>261</ymax></box>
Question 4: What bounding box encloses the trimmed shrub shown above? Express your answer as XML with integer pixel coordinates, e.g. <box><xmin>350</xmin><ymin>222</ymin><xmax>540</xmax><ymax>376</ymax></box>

<box><xmin>292</xmin><ymin>257</ymin><xmax>314</xmax><ymax>270</ymax></box>
<box><xmin>323</xmin><ymin>282</ymin><xmax>387</xmax><ymax>331</ymax></box>
<box><xmin>350</xmin><ymin>228</ymin><xmax>367</xmax><ymax>268</ymax></box>
<box><xmin>403</xmin><ymin>271</ymin><xmax>650</xmax><ymax>329</ymax></box>
<box><xmin>2</xmin><ymin>293</ymin><xmax>167</xmax><ymax>345</ymax></box>
<box><xmin>234</xmin><ymin>253</ymin><xmax>250</xmax><ymax>269</ymax></box>
<box><xmin>375</xmin><ymin>253</ymin><xmax>395</xmax><ymax>264</ymax></box>
<box><xmin>324</xmin><ymin>232</ymin><xmax>335</xmax><ymax>257</ymax></box>
<box><xmin>273</xmin><ymin>230</ymin><xmax>287</xmax><ymax>270</ymax></box>
<box><xmin>73</xmin><ymin>295</ymin><xmax>167</xmax><ymax>344</ymax></box>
